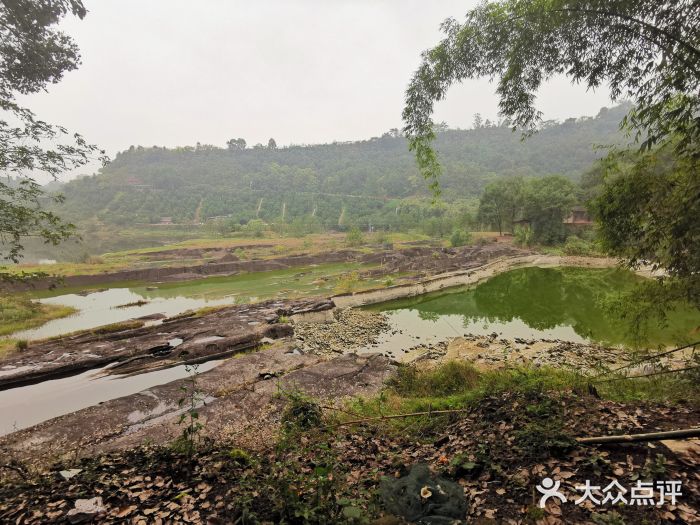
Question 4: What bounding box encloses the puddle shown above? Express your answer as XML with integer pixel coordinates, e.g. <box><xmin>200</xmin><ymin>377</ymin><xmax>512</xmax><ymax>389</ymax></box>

<box><xmin>0</xmin><ymin>359</ymin><xmax>223</xmax><ymax>436</ymax></box>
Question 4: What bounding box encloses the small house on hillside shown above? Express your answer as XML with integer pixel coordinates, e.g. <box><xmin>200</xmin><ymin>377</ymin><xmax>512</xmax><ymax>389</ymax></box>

<box><xmin>563</xmin><ymin>206</ymin><xmax>593</xmax><ymax>227</ymax></box>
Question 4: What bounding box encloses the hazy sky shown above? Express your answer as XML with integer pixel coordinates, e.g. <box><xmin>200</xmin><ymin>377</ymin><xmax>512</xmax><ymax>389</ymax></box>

<box><xmin>23</xmin><ymin>0</ymin><xmax>613</xmax><ymax>179</ymax></box>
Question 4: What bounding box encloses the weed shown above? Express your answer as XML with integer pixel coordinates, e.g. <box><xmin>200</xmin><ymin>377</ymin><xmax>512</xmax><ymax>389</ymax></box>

<box><xmin>592</xmin><ymin>511</ymin><xmax>626</xmax><ymax>525</ymax></box>
<box><xmin>271</xmin><ymin>390</ymin><xmax>370</xmax><ymax>523</ymax></box>
<box><xmin>334</xmin><ymin>271</ymin><xmax>360</xmax><ymax>294</ymax></box>
<box><xmin>229</xmin><ymin>448</ymin><xmax>252</xmax><ymax>466</ymax></box>
<box><xmin>173</xmin><ymin>363</ymin><xmax>205</xmax><ymax>456</ymax></box>
<box><xmin>388</xmin><ymin>361</ymin><xmax>481</xmax><ymax>398</ymax></box>
<box><xmin>526</xmin><ymin>506</ymin><xmax>546</xmax><ymax>520</ymax></box>
<box><xmin>280</xmin><ymin>390</ymin><xmax>323</xmax><ymax>433</ymax></box>
<box><xmin>15</xmin><ymin>339</ymin><xmax>28</xmax><ymax>351</ymax></box>
<box><xmin>0</xmin><ymin>295</ymin><xmax>76</xmax><ymax>336</ymax></box>
<box><xmin>0</xmin><ymin>339</ymin><xmax>19</xmax><ymax>358</ymax></box>
<box><xmin>563</xmin><ymin>236</ymin><xmax>599</xmax><ymax>256</ymax></box>
<box><xmin>91</xmin><ymin>320</ymin><xmax>145</xmax><ymax>335</ymax></box>
<box><xmin>514</xmin><ymin>225</ymin><xmax>533</xmax><ymax>247</ymax></box>
<box><xmin>636</xmin><ymin>454</ymin><xmax>666</xmax><ymax>480</ymax></box>
<box><xmin>514</xmin><ymin>419</ymin><xmax>576</xmax><ymax>459</ymax></box>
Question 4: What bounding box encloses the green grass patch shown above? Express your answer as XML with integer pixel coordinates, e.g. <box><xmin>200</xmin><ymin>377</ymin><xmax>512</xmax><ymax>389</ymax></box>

<box><xmin>345</xmin><ymin>361</ymin><xmax>699</xmax><ymax>436</ymax></box>
<box><xmin>0</xmin><ymin>296</ymin><xmax>77</xmax><ymax>337</ymax></box>
<box><xmin>0</xmin><ymin>339</ymin><xmax>20</xmax><ymax>359</ymax></box>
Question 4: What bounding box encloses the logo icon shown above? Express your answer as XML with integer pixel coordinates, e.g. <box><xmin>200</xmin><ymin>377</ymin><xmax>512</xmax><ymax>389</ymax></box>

<box><xmin>536</xmin><ymin>477</ymin><xmax>567</xmax><ymax>508</ymax></box>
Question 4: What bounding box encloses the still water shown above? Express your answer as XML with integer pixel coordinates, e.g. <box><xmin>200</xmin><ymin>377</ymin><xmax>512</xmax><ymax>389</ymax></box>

<box><xmin>0</xmin><ymin>360</ymin><xmax>223</xmax><ymax>435</ymax></box>
<box><xmin>12</xmin><ymin>262</ymin><xmax>370</xmax><ymax>340</ymax></box>
<box><xmin>367</xmin><ymin>267</ymin><xmax>700</xmax><ymax>349</ymax></box>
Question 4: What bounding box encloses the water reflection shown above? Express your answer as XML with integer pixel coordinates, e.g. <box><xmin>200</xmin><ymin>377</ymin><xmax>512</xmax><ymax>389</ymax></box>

<box><xmin>370</xmin><ymin>267</ymin><xmax>700</xmax><ymax>348</ymax></box>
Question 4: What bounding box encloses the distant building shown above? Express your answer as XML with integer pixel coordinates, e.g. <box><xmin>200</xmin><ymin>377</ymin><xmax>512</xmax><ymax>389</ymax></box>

<box><xmin>563</xmin><ymin>206</ymin><xmax>593</xmax><ymax>226</ymax></box>
<box><xmin>158</xmin><ymin>217</ymin><xmax>173</xmax><ymax>225</ymax></box>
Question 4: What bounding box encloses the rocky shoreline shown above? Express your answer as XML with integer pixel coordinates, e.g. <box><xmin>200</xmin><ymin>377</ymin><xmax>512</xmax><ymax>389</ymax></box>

<box><xmin>293</xmin><ymin>309</ymin><xmax>390</xmax><ymax>355</ymax></box>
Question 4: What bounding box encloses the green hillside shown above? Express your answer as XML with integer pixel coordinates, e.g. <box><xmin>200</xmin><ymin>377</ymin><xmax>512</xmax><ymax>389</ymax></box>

<box><xmin>54</xmin><ymin>105</ymin><xmax>629</xmax><ymax>230</ymax></box>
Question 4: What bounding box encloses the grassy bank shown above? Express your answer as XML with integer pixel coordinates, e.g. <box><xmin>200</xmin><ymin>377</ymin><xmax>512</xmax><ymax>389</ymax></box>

<box><xmin>346</xmin><ymin>361</ymin><xmax>700</xmax><ymax>432</ymax></box>
<box><xmin>0</xmin><ymin>296</ymin><xmax>76</xmax><ymax>338</ymax></box>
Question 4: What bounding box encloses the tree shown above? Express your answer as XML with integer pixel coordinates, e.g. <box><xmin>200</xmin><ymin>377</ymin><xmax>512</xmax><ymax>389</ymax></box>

<box><xmin>226</xmin><ymin>138</ymin><xmax>247</xmax><ymax>151</ymax></box>
<box><xmin>521</xmin><ymin>176</ymin><xmax>576</xmax><ymax>244</ymax></box>
<box><xmin>268</xmin><ymin>138</ymin><xmax>277</xmax><ymax>149</ymax></box>
<box><xmin>0</xmin><ymin>0</ymin><xmax>104</xmax><ymax>265</ymax></box>
<box><xmin>403</xmin><ymin>0</ymin><xmax>698</xmax><ymax>188</ymax></box>
<box><xmin>403</xmin><ymin>0</ymin><xmax>700</xmax><ymax>317</ymax></box>
<box><xmin>477</xmin><ymin>177</ymin><xmax>524</xmax><ymax>235</ymax></box>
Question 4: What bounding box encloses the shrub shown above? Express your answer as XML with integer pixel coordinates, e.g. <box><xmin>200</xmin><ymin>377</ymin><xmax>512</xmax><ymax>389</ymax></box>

<box><xmin>449</xmin><ymin>229</ymin><xmax>472</xmax><ymax>247</ymax></box>
<box><xmin>345</xmin><ymin>227</ymin><xmax>364</xmax><ymax>247</ymax></box>
<box><xmin>513</xmin><ymin>225</ymin><xmax>534</xmax><ymax>247</ymax></box>
<box><xmin>244</xmin><ymin>219</ymin><xmax>267</xmax><ymax>238</ymax></box>
<box><xmin>562</xmin><ymin>236</ymin><xmax>596</xmax><ymax>256</ymax></box>
<box><xmin>15</xmin><ymin>339</ymin><xmax>28</xmax><ymax>352</ymax></box>
<box><xmin>79</xmin><ymin>253</ymin><xmax>104</xmax><ymax>264</ymax></box>
<box><xmin>281</xmin><ymin>391</ymin><xmax>323</xmax><ymax>431</ymax></box>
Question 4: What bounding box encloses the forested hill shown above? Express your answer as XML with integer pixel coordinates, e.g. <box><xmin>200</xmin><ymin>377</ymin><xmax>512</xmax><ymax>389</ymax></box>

<box><xmin>56</xmin><ymin>104</ymin><xmax>628</xmax><ymax>229</ymax></box>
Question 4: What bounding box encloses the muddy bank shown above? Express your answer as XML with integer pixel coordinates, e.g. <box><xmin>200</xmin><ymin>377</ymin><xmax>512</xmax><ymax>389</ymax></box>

<box><xmin>0</xmin><ymin>297</ymin><xmax>333</xmax><ymax>390</ymax></box>
<box><xmin>0</xmin><ymin>343</ymin><xmax>394</xmax><ymax>468</ymax></box>
<box><xmin>4</xmin><ymin>250</ymin><xmax>369</xmax><ymax>292</ymax></box>
<box><xmin>5</xmin><ymin>243</ymin><xmax>528</xmax><ymax>292</ymax></box>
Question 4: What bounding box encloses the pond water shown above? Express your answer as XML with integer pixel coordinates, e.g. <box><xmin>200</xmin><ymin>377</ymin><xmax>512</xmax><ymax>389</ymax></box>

<box><xmin>0</xmin><ymin>359</ymin><xmax>223</xmax><ymax>436</ymax></box>
<box><xmin>11</xmin><ymin>262</ymin><xmax>371</xmax><ymax>340</ymax></box>
<box><xmin>366</xmin><ymin>267</ymin><xmax>700</xmax><ymax>350</ymax></box>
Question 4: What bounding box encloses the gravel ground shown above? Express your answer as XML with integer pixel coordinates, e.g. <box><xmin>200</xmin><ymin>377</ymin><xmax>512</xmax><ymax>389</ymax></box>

<box><xmin>293</xmin><ymin>308</ymin><xmax>390</xmax><ymax>354</ymax></box>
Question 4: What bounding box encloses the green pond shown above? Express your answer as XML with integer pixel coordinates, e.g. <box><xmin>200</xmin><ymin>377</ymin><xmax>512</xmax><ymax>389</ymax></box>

<box><xmin>366</xmin><ymin>266</ymin><xmax>700</xmax><ymax>349</ymax></box>
<box><xmin>12</xmin><ymin>262</ymin><xmax>373</xmax><ymax>340</ymax></box>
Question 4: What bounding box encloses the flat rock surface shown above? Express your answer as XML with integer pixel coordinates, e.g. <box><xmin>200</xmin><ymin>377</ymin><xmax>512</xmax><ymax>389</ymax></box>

<box><xmin>0</xmin><ymin>298</ymin><xmax>334</xmax><ymax>389</ymax></box>
<box><xmin>0</xmin><ymin>342</ymin><xmax>394</xmax><ymax>468</ymax></box>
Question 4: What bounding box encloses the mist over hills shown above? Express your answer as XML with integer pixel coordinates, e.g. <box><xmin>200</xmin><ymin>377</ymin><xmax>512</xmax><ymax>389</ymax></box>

<box><xmin>54</xmin><ymin>104</ymin><xmax>629</xmax><ymax>230</ymax></box>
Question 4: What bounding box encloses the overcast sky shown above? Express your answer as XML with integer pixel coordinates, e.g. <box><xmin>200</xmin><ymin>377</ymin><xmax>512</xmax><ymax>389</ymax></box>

<box><xmin>23</xmin><ymin>0</ymin><xmax>613</xmax><ymax>179</ymax></box>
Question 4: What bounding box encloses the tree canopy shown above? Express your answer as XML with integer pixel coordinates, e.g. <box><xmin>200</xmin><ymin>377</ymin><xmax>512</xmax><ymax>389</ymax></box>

<box><xmin>403</xmin><ymin>0</ymin><xmax>699</xmax><ymax>190</ymax></box>
<box><xmin>478</xmin><ymin>175</ymin><xmax>577</xmax><ymax>243</ymax></box>
<box><xmin>403</xmin><ymin>0</ymin><xmax>700</xmax><ymax>317</ymax></box>
<box><xmin>0</xmin><ymin>0</ymin><xmax>103</xmax><ymax>264</ymax></box>
<box><xmin>50</xmin><ymin>107</ymin><xmax>625</xmax><ymax>232</ymax></box>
